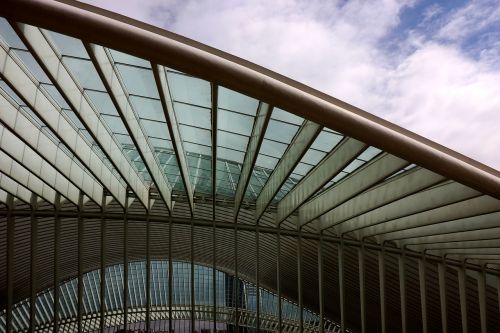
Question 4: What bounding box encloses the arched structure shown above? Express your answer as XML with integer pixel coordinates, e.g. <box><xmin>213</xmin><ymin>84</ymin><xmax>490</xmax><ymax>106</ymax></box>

<box><xmin>1</xmin><ymin>1</ymin><xmax>500</xmax><ymax>332</ymax></box>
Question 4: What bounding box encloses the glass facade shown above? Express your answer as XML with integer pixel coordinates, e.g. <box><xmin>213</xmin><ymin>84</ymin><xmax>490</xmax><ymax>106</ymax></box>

<box><xmin>0</xmin><ymin>261</ymin><xmax>341</xmax><ymax>333</ymax></box>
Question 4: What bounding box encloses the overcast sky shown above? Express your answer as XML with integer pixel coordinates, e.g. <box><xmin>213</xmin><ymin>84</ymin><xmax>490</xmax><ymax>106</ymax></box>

<box><xmin>81</xmin><ymin>0</ymin><xmax>500</xmax><ymax>170</ymax></box>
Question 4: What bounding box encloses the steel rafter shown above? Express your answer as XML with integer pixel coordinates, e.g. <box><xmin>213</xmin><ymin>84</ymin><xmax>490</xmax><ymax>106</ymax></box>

<box><xmin>2</xmin><ymin>23</ymin><xmax>132</xmax><ymax>206</ymax></box>
<box><xmin>255</xmin><ymin>120</ymin><xmax>322</xmax><ymax>221</ymax></box>
<box><xmin>86</xmin><ymin>43</ymin><xmax>173</xmax><ymax>211</ymax></box>
<box><xmin>276</xmin><ymin>137</ymin><xmax>366</xmax><ymax>225</ymax></box>
<box><xmin>234</xmin><ymin>102</ymin><xmax>272</xmax><ymax>219</ymax></box>
<box><xmin>300</xmin><ymin>153</ymin><xmax>408</xmax><ymax>228</ymax></box>
<box><xmin>0</xmin><ymin>89</ymin><xmax>103</xmax><ymax>206</ymax></box>
<box><xmin>153</xmin><ymin>64</ymin><xmax>195</xmax><ymax>214</ymax></box>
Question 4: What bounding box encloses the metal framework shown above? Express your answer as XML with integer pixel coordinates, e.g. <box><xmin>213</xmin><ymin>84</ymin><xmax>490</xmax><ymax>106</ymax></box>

<box><xmin>1</xmin><ymin>1</ymin><xmax>500</xmax><ymax>332</ymax></box>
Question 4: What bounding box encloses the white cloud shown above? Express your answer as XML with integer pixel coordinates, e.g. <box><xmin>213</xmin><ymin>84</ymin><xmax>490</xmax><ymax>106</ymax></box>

<box><xmin>81</xmin><ymin>0</ymin><xmax>500</xmax><ymax>170</ymax></box>
<box><xmin>437</xmin><ymin>0</ymin><xmax>500</xmax><ymax>42</ymax></box>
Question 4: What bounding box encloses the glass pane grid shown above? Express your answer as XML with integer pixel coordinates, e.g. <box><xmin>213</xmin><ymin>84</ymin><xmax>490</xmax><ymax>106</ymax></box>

<box><xmin>273</xmin><ymin>129</ymin><xmax>345</xmax><ymax>203</ymax></box>
<box><xmin>40</xmin><ymin>30</ymin><xmax>153</xmax><ymax>185</ymax></box>
<box><xmin>0</xmin><ymin>78</ymin><xmax>118</xmax><ymax>188</ymax></box>
<box><xmin>168</xmin><ymin>70</ymin><xmax>213</xmax><ymax>195</ymax></box>
<box><xmin>245</xmin><ymin>110</ymin><xmax>304</xmax><ymax>200</ymax></box>
<box><xmin>316</xmin><ymin>146</ymin><xmax>383</xmax><ymax>196</ymax></box>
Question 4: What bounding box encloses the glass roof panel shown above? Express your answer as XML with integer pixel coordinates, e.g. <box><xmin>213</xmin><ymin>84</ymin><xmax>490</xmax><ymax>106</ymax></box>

<box><xmin>165</xmin><ymin>69</ymin><xmax>213</xmax><ymax>196</ymax></box>
<box><xmin>258</xmin><ymin>139</ymin><xmax>287</xmax><ymax>159</ymax></box>
<box><xmin>245</xmin><ymin>109</ymin><xmax>304</xmax><ymax>200</ymax></box>
<box><xmin>184</xmin><ymin>142</ymin><xmax>211</xmax><ymax>156</ymax></box>
<box><xmin>47</xmin><ymin>30</ymin><xmax>88</xmax><ymax>58</ymax></box>
<box><xmin>62</xmin><ymin>57</ymin><xmax>105</xmax><ymax>91</ymax></box>
<box><xmin>255</xmin><ymin>154</ymin><xmax>279</xmax><ymax>170</ymax></box>
<box><xmin>273</xmin><ymin>128</ymin><xmax>344</xmax><ymax>203</ymax></box>
<box><xmin>149</xmin><ymin>137</ymin><xmax>173</xmax><ymax>150</ymax></box>
<box><xmin>214</xmin><ymin>88</ymin><xmax>259</xmax><ymax>197</ymax></box>
<box><xmin>179</xmin><ymin>125</ymin><xmax>211</xmax><ymax>146</ymax></box>
<box><xmin>316</xmin><ymin>145</ymin><xmax>383</xmax><ymax>194</ymax></box>
<box><xmin>0</xmin><ymin>19</ymin><xmax>423</xmax><ymax>210</ymax></box>
<box><xmin>85</xmin><ymin>90</ymin><xmax>119</xmax><ymax>116</ymax></box>
<box><xmin>140</xmin><ymin>119</ymin><xmax>170</xmax><ymax>141</ymax></box>
<box><xmin>218</xmin><ymin>109</ymin><xmax>254</xmax><ymax>136</ymax></box>
<box><xmin>218</xmin><ymin>86</ymin><xmax>259</xmax><ymax>116</ymax></box>
<box><xmin>114</xmin><ymin>63</ymin><xmax>159</xmax><ymax>99</ymax></box>
<box><xmin>292</xmin><ymin>162</ymin><xmax>315</xmax><ymax>177</ymax></box>
<box><xmin>271</xmin><ymin>107</ymin><xmax>304</xmax><ymax>125</ymax></box>
<box><xmin>0</xmin><ymin>27</ymin><xmax>131</xmax><ymax>187</ymax></box>
<box><xmin>101</xmin><ymin>115</ymin><xmax>129</xmax><ymax>135</ymax></box>
<box><xmin>107</xmin><ymin>49</ymin><xmax>191</xmax><ymax>190</ymax></box>
<box><xmin>218</xmin><ymin>131</ymin><xmax>249</xmax><ymax>152</ymax></box>
<box><xmin>0</xmin><ymin>80</ymin><xmax>23</xmax><ymax>105</ymax></box>
<box><xmin>15</xmin><ymin>49</ymin><xmax>51</xmax><ymax>83</ymax></box>
<box><xmin>35</xmin><ymin>30</ymin><xmax>158</xmax><ymax>185</ymax></box>
<box><xmin>311</xmin><ymin>129</ymin><xmax>343</xmax><ymax>151</ymax></box>
<box><xmin>109</xmin><ymin>49</ymin><xmax>151</xmax><ymax>68</ymax></box>
<box><xmin>0</xmin><ymin>18</ymin><xmax>24</xmax><ymax>48</ymax></box>
<box><xmin>175</xmin><ymin>103</ymin><xmax>211</xmax><ymax>130</ymax></box>
<box><xmin>217</xmin><ymin>147</ymin><xmax>245</xmax><ymax>164</ymax></box>
<box><xmin>129</xmin><ymin>95</ymin><xmax>165</xmax><ymax>122</ymax></box>
<box><xmin>0</xmin><ymin>79</ymin><xmax>121</xmax><ymax>188</ymax></box>
<box><xmin>215</xmin><ymin>159</ymin><xmax>243</xmax><ymax>198</ymax></box>
<box><xmin>301</xmin><ymin>149</ymin><xmax>327</xmax><ymax>165</ymax></box>
<box><xmin>167</xmin><ymin>71</ymin><xmax>211</xmax><ymax>108</ymax></box>
<box><xmin>265</xmin><ymin>119</ymin><xmax>299</xmax><ymax>144</ymax></box>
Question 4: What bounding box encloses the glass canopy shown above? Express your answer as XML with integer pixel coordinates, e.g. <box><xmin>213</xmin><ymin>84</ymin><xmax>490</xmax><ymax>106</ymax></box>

<box><xmin>1</xmin><ymin>5</ymin><xmax>500</xmax><ymax>333</ymax></box>
<box><xmin>0</xmin><ymin>18</ymin><xmax>399</xmax><ymax>214</ymax></box>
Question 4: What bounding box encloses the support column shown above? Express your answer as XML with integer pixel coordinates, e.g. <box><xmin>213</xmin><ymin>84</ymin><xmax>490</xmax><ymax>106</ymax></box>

<box><xmin>212</xmin><ymin>215</ymin><xmax>217</xmax><ymax>333</ymax></box>
<box><xmin>234</xmin><ymin>224</ymin><xmax>239</xmax><ymax>332</ymax></box>
<box><xmin>438</xmin><ymin>261</ymin><xmax>448</xmax><ymax>333</ymax></box>
<box><xmin>100</xmin><ymin>194</ymin><xmax>106</xmax><ymax>332</ymax></box>
<box><xmin>77</xmin><ymin>193</ymin><xmax>84</xmax><ymax>333</ymax></box>
<box><xmin>123</xmin><ymin>192</ymin><xmax>129</xmax><ymax>332</ymax></box>
<box><xmin>168</xmin><ymin>216</ymin><xmax>173</xmax><ymax>333</ymax></box>
<box><xmin>30</xmin><ymin>194</ymin><xmax>38</xmax><ymax>333</ymax></box>
<box><xmin>277</xmin><ymin>228</ymin><xmax>282</xmax><ymax>333</ymax></box>
<box><xmin>497</xmin><ymin>276</ymin><xmax>500</xmax><ymax>314</ymax></box>
<box><xmin>418</xmin><ymin>258</ymin><xmax>428</xmax><ymax>333</ymax></box>
<box><xmin>378</xmin><ymin>248</ymin><xmax>386</xmax><ymax>333</ymax></box>
<box><xmin>318</xmin><ymin>232</ymin><xmax>325</xmax><ymax>333</ymax></box>
<box><xmin>457</xmin><ymin>264</ymin><xmax>468</xmax><ymax>333</ymax></box>
<box><xmin>298</xmin><ymin>229</ymin><xmax>304</xmax><ymax>333</ymax></box>
<box><xmin>399</xmin><ymin>250</ymin><xmax>407</xmax><ymax>333</ymax></box>
<box><xmin>256</xmin><ymin>224</ymin><xmax>261</xmax><ymax>332</ymax></box>
<box><xmin>6</xmin><ymin>194</ymin><xmax>14</xmax><ymax>333</ymax></box>
<box><xmin>339</xmin><ymin>238</ymin><xmax>346</xmax><ymax>333</ymax></box>
<box><xmin>358</xmin><ymin>243</ymin><xmax>366</xmax><ymax>333</ymax></box>
<box><xmin>146</xmin><ymin>197</ymin><xmax>151</xmax><ymax>332</ymax></box>
<box><xmin>53</xmin><ymin>193</ymin><xmax>61</xmax><ymax>333</ymax></box>
<box><xmin>190</xmin><ymin>219</ymin><xmax>195</xmax><ymax>333</ymax></box>
<box><xmin>478</xmin><ymin>268</ymin><xmax>487</xmax><ymax>333</ymax></box>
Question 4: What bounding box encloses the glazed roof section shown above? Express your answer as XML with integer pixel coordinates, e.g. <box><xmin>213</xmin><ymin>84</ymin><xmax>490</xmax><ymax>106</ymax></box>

<box><xmin>0</xmin><ymin>18</ymin><xmax>387</xmax><ymax>214</ymax></box>
<box><xmin>1</xmin><ymin>12</ymin><xmax>500</xmax><ymax>268</ymax></box>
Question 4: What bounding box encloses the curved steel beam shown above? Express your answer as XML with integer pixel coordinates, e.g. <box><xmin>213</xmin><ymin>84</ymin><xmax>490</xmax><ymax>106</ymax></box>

<box><xmin>1</xmin><ymin>0</ymin><xmax>500</xmax><ymax>201</ymax></box>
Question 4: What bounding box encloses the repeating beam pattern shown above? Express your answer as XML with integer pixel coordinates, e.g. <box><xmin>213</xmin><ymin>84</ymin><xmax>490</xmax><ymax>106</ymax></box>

<box><xmin>234</xmin><ymin>102</ymin><xmax>272</xmax><ymax>219</ymax></box>
<box><xmin>86</xmin><ymin>43</ymin><xmax>172</xmax><ymax>211</ymax></box>
<box><xmin>0</xmin><ymin>90</ymin><xmax>103</xmax><ymax>206</ymax></box>
<box><xmin>255</xmin><ymin>120</ymin><xmax>322</xmax><ymax>221</ymax></box>
<box><xmin>0</xmin><ymin>3</ymin><xmax>499</xmax><ymax>333</ymax></box>
<box><xmin>154</xmin><ymin>64</ymin><xmax>195</xmax><ymax>213</ymax></box>
<box><xmin>0</xmin><ymin>24</ymin><xmax>130</xmax><ymax>206</ymax></box>
<box><xmin>276</xmin><ymin>137</ymin><xmax>366</xmax><ymax>225</ymax></box>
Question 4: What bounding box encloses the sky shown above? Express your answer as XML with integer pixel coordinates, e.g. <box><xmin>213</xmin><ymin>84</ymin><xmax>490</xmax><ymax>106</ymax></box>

<box><xmin>81</xmin><ymin>0</ymin><xmax>500</xmax><ymax>170</ymax></box>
